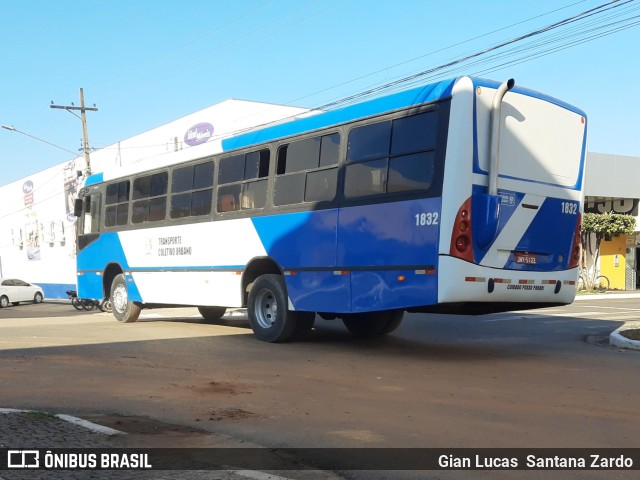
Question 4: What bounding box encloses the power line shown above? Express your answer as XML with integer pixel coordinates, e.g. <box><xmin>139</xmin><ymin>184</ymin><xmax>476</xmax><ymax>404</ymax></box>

<box><xmin>312</xmin><ymin>0</ymin><xmax>636</xmax><ymax>110</ymax></box>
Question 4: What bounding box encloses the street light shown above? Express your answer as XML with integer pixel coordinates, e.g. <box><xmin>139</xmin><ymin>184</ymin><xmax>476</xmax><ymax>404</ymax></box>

<box><xmin>1</xmin><ymin>124</ymin><xmax>79</xmax><ymax>157</ymax></box>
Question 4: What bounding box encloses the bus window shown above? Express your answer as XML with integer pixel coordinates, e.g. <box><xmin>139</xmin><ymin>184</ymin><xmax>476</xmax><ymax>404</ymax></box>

<box><xmin>305</xmin><ymin>168</ymin><xmax>338</xmax><ymax>203</ymax></box>
<box><xmin>274</xmin><ymin>172</ymin><xmax>305</xmax><ymax>205</ymax></box>
<box><xmin>244</xmin><ymin>150</ymin><xmax>270</xmax><ymax>179</ymax></box>
<box><xmin>390</xmin><ymin>111</ymin><xmax>438</xmax><ymax>156</ymax></box>
<box><xmin>320</xmin><ymin>133</ymin><xmax>340</xmax><ymax>167</ymax></box>
<box><xmin>241</xmin><ymin>180</ymin><xmax>267</xmax><ymax>209</ymax></box>
<box><xmin>387</xmin><ymin>152</ymin><xmax>435</xmax><ymax>193</ymax></box>
<box><xmin>82</xmin><ymin>194</ymin><xmax>101</xmax><ymax>235</ymax></box>
<box><xmin>132</xmin><ymin>172</ymin><xmax>168</xmax><ymax>224</ymax></box>
<box><xmin>282</xmin><ymin>137</ymin><xmax>321</xmax><ymax>173</ymax></box>
<box><xmin>172</xmin><ymin>165</ymin><xmax>194</xmax><ymax>193</ymax></box>
<box><xmin>217</xmin><ymin>184</ymin><xmax>241</xmax><ymax>212</ymax></box>
<box><xmin>274</xmin><ymin>133</ymin><xmax>339</xmax><ymax>206</ymax></box>
<box><xmin>217</xmin><ymin>151</ymin><xmax>269</xmax><ymax>213</ymax></box>
<box><xmin>344</xmin><ymin>159</ymin><xmax>387</xmax><ymax>197</ymax></box>
<box><xmin>193</xmin><ymin>161</ymin><xmax>214</xmax><ymax>188</ymax></box>
<box><xmin>170</xmin><ymin>161</ymin><xmax>214</xmax><ymax>219</ymax></box>
<box><xmin>219</xmin><ymin>154</ymin><xmax>245</xmax><ymax>184</ymax></box>
<box><xmin>105</xmin><ymin>180</ymin><xmax>130</xmax><ymax>227</ymax></box>
<box><xmin>346</xmin><ymin>121</ymin><xmax>391</xmax><ymax>163</ymax></box>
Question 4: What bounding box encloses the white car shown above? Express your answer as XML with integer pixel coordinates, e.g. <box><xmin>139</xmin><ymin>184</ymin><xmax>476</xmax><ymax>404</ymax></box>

<box><xmin>0</xmin><ymin>278</ymin><xmax>44</xmax><ymax>307</ymax></box>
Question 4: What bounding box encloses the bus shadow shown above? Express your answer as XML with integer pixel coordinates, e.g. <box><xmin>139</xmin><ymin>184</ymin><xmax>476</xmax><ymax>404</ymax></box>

<box><xmin>132</xmin><ymin>309</ymin><xmax>626</xmax><ymax>362</ymax></box>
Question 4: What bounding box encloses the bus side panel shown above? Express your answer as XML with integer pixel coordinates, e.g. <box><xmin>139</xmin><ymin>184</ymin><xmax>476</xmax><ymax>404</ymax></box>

<box><xmin>251</xmin><ymin>210</ymin><xmax>337</xmax><ymax>268</ymax></box>
<box><xmin>252</xmin><ymin>209</ymin><xmax>350</xmax><ymax>312</ymax></box>
<box><xmin>337</xmin><ymin>197</ymin><xmax>441</xmax><ymax>312</ymax></box>
<box><xmin>76</xmin><ymin>232</ymin><xmax>143</xmax><ymax>301</ymax></box>
<box><xmin>284</xmin><ymin>272</ymin><xmax>351</xmax><ymax>313</ymax></box>
<box><xmin>351</xmin><ymin>269</ymin><xmax>435</xmax><ymax>313</ymax></box>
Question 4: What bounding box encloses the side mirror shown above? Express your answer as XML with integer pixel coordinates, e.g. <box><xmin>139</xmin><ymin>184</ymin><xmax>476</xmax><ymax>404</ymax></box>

<box><xmin>73</xmin><ymin>198</ymin><xmax>84</xmax><ymax>218</ymax></box>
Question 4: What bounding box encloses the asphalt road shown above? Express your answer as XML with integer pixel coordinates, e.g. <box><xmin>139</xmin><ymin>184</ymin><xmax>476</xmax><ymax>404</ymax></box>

<box><xmin>0</xmin><ymin>295</ymin><xmax>639</xmax><ymax>480</ymax></box>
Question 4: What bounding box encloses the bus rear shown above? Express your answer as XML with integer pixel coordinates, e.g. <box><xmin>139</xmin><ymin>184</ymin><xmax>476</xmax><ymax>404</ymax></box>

<box><xmin>437</xmin><ymin>77</ymin><xmax>586</xmax><ymax>312</ymax></box>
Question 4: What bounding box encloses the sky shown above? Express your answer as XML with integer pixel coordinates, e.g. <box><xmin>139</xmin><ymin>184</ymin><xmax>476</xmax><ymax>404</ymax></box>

<box><xmin>1</xmin><ymin>0</ymin><xmax>639</xmax><ymax>187</ymax></box>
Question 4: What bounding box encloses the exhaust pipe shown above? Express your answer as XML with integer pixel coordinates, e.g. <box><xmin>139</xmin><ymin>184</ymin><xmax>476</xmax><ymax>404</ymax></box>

<box><xmin>488</xmin><ymin>78</ymin><xmax>515</xmax><ymax>196</ymax></box>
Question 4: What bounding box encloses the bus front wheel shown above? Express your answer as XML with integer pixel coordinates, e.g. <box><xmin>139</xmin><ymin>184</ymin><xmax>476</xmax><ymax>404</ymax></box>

<box><xmin>248</xmin><ymin>274</ymin><xmax>310</xmax><ymax>343</ymax></box>
<box><xmin>342</xmin><ymin>310</ymin><xmax>404</xmax><ymax>337</ymax></box>
<box><xmin>110</xmin><ymin>274</ymin><xmax>141</xmax><ymax>323</ymax></box>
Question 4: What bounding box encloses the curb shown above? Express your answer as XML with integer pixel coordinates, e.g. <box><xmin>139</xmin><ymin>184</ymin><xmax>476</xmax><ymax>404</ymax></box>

<box><xmin>609</xmin><ymin>322</ymin><xmax>640</xmax><ymax>351</ymax></box>
<box><xmin>0</xmin><ymin>409</ymin><xmax>125</xmax><ymax>435</ymax></box>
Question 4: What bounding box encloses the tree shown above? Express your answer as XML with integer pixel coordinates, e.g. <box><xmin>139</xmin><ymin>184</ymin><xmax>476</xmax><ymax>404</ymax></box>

<box><xmin>579</xmin><ymin>212</ymin><xmax>636</xmax><ymax>290</ymax></box>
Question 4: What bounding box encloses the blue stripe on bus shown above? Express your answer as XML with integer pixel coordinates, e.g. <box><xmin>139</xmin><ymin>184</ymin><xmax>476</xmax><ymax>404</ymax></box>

<box><xmin>251</xmin><ymin>210</ymin><xmax>337</xmax><ymax>268</ymax></box>
<box><xmin>85</xmin><ymin>172</ymin><xmax>104</xmax><ymax>186</ymax></box>
<box><xmin>222</xmin><ymin>78</ymin><xmax>457</xmax><ymax>152</ymax></box>
<box><xmin>507</xmin><ymin>196</ymin><xmax>578</xmax><ymax>271</ymax></box>
<box><xmin>76</xmin><ymin>232</ymin><xmax>144</xmax><ymax>301</ymax></box>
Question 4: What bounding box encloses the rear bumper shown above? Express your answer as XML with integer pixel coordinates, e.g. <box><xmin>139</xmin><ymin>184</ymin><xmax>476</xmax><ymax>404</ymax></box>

<box><xmin>438</xmin><ymin>256</ymin><xmax>578</xmax><ymax>306</ymax></box>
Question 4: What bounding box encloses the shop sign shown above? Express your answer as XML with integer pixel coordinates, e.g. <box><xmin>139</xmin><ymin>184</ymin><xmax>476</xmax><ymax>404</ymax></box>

<box><xmin>584</xmin><ymin>197</ymin><xmax>638</xmax><ymax>216</ymax></box>
<box><xmin>184</xmin><ymin>122</ymin><xmax>214</xmax><ymax>147</ymax></box>
<box><xmin>23</xmin><ymin>180</ymin><xmax>34</xmax><ymax>207</ymax></box>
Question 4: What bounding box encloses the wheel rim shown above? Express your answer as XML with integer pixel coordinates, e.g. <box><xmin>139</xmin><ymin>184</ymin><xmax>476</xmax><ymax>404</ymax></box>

<box><xmin>0</xmin><ymin>298</ymin><xmax>7</xmax><ymax>308</ymax></box>
<box><xmin>112</xmin><ymin>284</ymin><xmax>128</xmax><ymax>314</ymax></box>
<box><xmin>254</xmin><ymin>288</ymin><xmax>278</xmax><ymax>329</ymax></box>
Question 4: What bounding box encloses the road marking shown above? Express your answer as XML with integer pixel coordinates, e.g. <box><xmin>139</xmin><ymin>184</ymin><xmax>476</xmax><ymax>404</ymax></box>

<box><xmin>56</xmin><ymin>414</ymin><xmax>125</xmax><ymax>436</ymax></box>
<box><xmin>0</xmin><ymin>409</ymin><xmax>124</xmax><ymax>435</ymax></box>
<box><xmin>230</xmin><ymin>470</ymin><xmax>299</xmax><ymax>480</ymax></box>
<box><xmin>483</xmin><ymin>309</ymin><xmax>640</xmax><ymax>322</ymax></box>
<box><xmin>574</xmin><ymin>304</ymin><xmax>640</xmax><ymax>312</ymax></box>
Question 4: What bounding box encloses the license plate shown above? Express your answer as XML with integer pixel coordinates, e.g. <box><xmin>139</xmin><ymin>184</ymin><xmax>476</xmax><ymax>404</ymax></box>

<box><xmin>515</xmin><ymin>252</ymin><xmax>537</xmax><ymax>265</ymax></box>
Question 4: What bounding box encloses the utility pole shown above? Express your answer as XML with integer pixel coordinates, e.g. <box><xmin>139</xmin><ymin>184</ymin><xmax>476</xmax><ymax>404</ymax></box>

<box><xmin>51</xmin><ymin>88</ymin><xmax>98</xmax><ymax>176</ymax></box>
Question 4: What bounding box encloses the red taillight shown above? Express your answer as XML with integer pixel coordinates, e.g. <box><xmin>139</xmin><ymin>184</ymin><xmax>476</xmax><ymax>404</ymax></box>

<box><xmin>569</xmin><ymin>213</ymin><xmax>582</xmax><ymax>268</ymax></box>
<box><xmin>450</xmin><ymin>197</ymin><xmax>474</xmax><ymax>263</ymax></box>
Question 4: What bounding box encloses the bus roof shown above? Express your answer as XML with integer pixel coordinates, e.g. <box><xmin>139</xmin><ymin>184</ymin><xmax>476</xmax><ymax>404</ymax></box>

<box><xmin>83</xmin><ymin>75</ymin><xmax>585</xmax><ymax>187</ymax></box>
<box><xmin>222</xmin><ymin>77</ymin><xmax>458</xmax><ymax>152</ymax></box>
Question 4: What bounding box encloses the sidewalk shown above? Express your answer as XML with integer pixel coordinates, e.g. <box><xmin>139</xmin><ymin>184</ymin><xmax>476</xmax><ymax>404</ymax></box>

<box><xmin>0</xmin><ymin>409</ymin><xmax>342</xmax><ymax>480</ymax></box>
<box><xmin>573</xmin><ymin>290</ymin><xmax>640</xmax><ymax>350</ymax></box>
<box><xmin>574</xmin><ymin>290</ymin><xmax>640</xmax><ymax>300</ymax></box>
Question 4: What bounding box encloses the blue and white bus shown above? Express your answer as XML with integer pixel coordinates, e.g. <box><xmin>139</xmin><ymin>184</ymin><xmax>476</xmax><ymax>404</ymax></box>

<box><xmin>74</xmin><ymin>76</ymin><xmax>587</xmax><ymax>342</ymax></box>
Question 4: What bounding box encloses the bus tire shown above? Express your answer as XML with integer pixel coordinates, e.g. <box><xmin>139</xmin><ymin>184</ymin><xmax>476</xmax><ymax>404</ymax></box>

<box><xmin>198</xmin><ymin>306</ymin><xmax>227</xmax><ymax>323</ymax></box>
<box><xmin>248</xmin><ymin>274</ymin><xmax>298</xmax><ymax>343</ymax></box>
<box><xmin>110</xmin><ymin>274</ymin><xmax>141</xmax><ymax>323</ymax></box>
<box><xmin>380</xmin><ymin>309</ymin><xmax>404</xmax><ymax>334</ymax></box>
<box><xmin>343</xmin><ymin>310</ymin><xmax>404</xmax><ymax>337</ymax></box>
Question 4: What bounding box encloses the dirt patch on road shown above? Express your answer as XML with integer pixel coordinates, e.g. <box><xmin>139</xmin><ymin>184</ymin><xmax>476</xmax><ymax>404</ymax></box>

<box><xmin>191</xmin><ymin>380</ymin><xmax>250</xmax><ymax>395</ymax></box>
<box><xmin>205</xmin><ymin>407</ymin><xmax>259</xmax><ymax>422</ymax></box>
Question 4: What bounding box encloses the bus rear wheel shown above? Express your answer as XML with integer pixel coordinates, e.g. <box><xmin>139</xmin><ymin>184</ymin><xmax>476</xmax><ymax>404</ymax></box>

<box><xmin>198</xmin><ymin>306</ymin><xmax>227</xmax><ymax>323</ymax></box>
<box><xmin>110</xmin><ymin>274</ymin><xmax>141</xmax><ymax>323</ymax></box>
<box><xmin>342</xmin><ymin>310</ymin><xmax>404</xmax><ymax>337</ymax></box>
<box><xmin>248</xmin><ymin>274</ymin><xmax>310</xmax><ymax>343</ymax></box>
